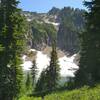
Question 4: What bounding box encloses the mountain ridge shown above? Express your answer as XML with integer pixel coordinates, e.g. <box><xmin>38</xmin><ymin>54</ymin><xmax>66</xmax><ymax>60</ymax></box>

<box><xmin>22</xmin><ymin>7</ymin><xmax>85</xmax><ymax>55</ymax></box>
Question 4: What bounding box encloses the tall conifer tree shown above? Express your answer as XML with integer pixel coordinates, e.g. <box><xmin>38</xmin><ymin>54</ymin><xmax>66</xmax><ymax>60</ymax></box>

<box><xmin>25</xmin><ymin>72</ymin><xmax>31</xmax><ymax>93</ymax></box>
<box><xmin>34</xmin><ymin>42</ymin><xmax>60</xmax><ymax>99</ymax></box>
<box><xmin>0</xmin><ymin>0</ymin><xmax>26</xmax><ymax>99</ymax></box>
<box><xmin>46</xmin><ymin>42</ymin><xmax>60</xmax><ymax>91</ymax></box>
<box><xmin>31</xmin><ymin>60</ymin><xmax>38</xmax><ymax>90</ymax></box>
<box><xmin>75</xmin><ymin>0</ymin><xmax>100</xmax><ymax>87</ymax></box>
<box><xmin>35</xmin><ymin>69</ymin><xmax>47</xmax><ymax>100</ymax></box>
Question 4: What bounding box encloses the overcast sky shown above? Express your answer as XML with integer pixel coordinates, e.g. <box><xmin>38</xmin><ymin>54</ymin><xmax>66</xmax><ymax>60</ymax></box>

<box><xmin>19</xmin><ymin>0</ymin><xmax>87</xmax><ymax>13</ymax></box>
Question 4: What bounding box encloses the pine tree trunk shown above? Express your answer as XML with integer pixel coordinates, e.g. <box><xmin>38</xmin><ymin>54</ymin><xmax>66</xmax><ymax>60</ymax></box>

<box><xmin>42</xmin><ymin>96</ymin><xmax>44</xmax><ymax>100</ymax></box>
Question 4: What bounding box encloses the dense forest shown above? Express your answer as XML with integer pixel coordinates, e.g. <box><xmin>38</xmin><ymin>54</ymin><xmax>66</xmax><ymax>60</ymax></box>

<box><xmin>0</xmin><ymin>0</ymin><xmax>100</xmax><ymax>100</ymax></box>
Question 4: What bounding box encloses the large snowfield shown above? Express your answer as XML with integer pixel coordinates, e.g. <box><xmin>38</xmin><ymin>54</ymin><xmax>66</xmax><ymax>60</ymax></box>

<box><xmin>21</xmin><ymin>49</ymin><xmax>79</xmax><ymax>78</ymax></box>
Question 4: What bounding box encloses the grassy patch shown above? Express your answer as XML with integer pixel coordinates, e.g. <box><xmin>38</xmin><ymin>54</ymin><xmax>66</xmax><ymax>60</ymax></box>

<box><xmin>19</xmin><ymin>84</ymin><xmax>100</xmax><ymax>100</ymax></box>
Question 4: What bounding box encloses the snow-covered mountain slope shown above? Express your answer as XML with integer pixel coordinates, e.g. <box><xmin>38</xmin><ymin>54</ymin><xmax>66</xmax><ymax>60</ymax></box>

<box><xmin>44</xmin><ymin>19</ymin><xmax>60</xmax><ymax>26</ymax></box>
<box><xmin>21</xmin><ymin>49</ymin><xmax>79</xmax><ymax>78</ymax></box>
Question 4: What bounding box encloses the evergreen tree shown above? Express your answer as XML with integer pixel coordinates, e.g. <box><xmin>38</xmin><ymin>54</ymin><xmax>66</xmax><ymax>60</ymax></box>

<box><xmin>34</xmin><ymin>42</ymin><xmax>60</xmax><ymax>99</ymax></box>
<box><xmin>75</xmin><ymin>0</ymin><xmax>100</xmax><ymax>87</ymax></box>
<box><xmin>0</xmin><ymin>0</ymin><xmax>26</xmax><ymax>100</ymax></box>
<box><xmin>31</xmin><ymin>60</ymin><xmax>38</xmax><ymax>89</ymax></box>
<box><xmin>46</xmin><ymin>42</ymin><xmax>60</xmax><ymax>91</ymax></box>
<box><xmin>34</xmin><ymin>69</ymin><xmax>47</xmax><ymax>100</ymax></box>
<box><xmin>25</xmin><ymin>72</ymin><xmax>31</xmax><ymax>90</ymax></box>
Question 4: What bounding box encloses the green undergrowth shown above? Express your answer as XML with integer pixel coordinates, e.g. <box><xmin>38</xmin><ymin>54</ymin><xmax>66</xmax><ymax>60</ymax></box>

<box><xmin>19</xmin><ymin>84</ymin><xmax>100</xmax><ymax>100</ymax></box>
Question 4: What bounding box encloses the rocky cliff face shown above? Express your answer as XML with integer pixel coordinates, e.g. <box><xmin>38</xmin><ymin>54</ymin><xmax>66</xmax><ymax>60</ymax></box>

<box><xmin>57</xmin><ymin>24</ymin><xmax>79</xmax><ymax>55</ymax></box>
<box><xmin>57</xmin><ymin>7</ymin><xmax>84</xmax><ymax>55</ymax></box>
<box><xmin>22</xmin><ymin>7</ymin><xmax>85</xmax><ymax>54</ymax></box>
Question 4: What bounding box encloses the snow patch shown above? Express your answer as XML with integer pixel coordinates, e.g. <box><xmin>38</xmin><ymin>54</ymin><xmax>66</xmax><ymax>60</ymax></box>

<box><xmin>27</xmin><ymin>18</ymin><xmax>32</xmax><ymax>22</ymax></box>
<box><xmin>44</xmin><ymin>19</ymin><xmax>60</xmax><ymax>26</ymax></box>
<box><xmin>22</xmin><ymin>61</ymin><xmax>33</xmax><ymax>70</ymax></box>
<box><xmin>21</xmin><ymin>55</ymin><xmax>33</xmax><ymax>70</ymax></box>
<box><xmin>59</xmin><ymin>55</ymin><xmax>78</xmax><ymax>77</ymax></box>
<box><xmin>36</xmin><ymin>51</ymin><xmax>50</xmax><ymax>76</ymax></box>
<box><xmin>21</xmin><ymin>49</ymin><xmax>78</xmax><ymax>78</ymax></box>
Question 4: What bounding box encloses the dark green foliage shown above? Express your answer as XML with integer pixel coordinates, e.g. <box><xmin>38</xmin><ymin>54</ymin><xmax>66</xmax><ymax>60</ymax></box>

<box><xmin>31</xmin><ymin>60</ymin><xmax>38</xmax><ymax>89</ymax></box>
<box><xmin>35</xmin><ymin>69</ymin><xmax>47</xmax><ymax>93</ymax></box>
<box><xmin>0</xmin><ymin>0</ymin><xmax>26</xmax><ymax>100</ymax></box>
<box><xmin>29</xmin><ymin>20</ymin><xmax>57</xmax><ymax>49</ymax></box>
<box><xmin>34</xmin><ymin>43</ymin><xmax>60</xmax><ymax>99</ymax></box>
<box><xmin>45</xmin><ymin>42</ymin><xmax>60</xmax><ymax>91</ymax></box>
<box><xmin>57</xmin><ymin>7</ymin><xmax>85</xmax><ymax>55</ymax></box>
<box><xmin>34</xmin><ymin>69</ymin><xmax>47</xmax><ymax>99</ymax></box>
<box><xmin>25</xmin><ymin>72</ymin><xmax>31</xmax><ymax>91</ymax></box>
<box><xmin>75</xmin><ymin>0</ymin><xmax>100</xmax><ymax>87</ymax></box>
